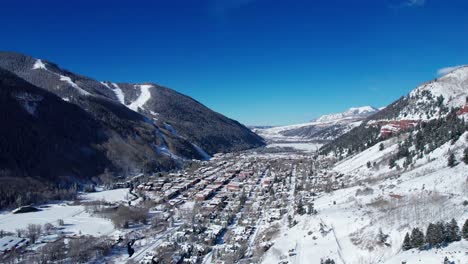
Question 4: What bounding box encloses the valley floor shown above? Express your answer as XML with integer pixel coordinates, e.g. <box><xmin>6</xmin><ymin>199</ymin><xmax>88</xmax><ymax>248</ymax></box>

<box><xmin>1</xmin><ymin>134</ymin><xmax>467</xmax><ymax>264</ymax></box>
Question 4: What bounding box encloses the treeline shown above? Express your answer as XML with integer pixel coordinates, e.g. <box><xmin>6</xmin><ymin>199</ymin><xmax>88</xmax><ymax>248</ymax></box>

<box><xmin>0</xmin><ymin>179</ymin><xmax>78</xmax><ymax>209</ymax></box>
<box><xmin>402</xmin><ymin>219</ymin><xmax>468</xmax><ymax>251</ymax></box>
<box><xmin>319</xmin><ymin>124</ymin><xmax>382</xmax><ymax>158</ymax></box>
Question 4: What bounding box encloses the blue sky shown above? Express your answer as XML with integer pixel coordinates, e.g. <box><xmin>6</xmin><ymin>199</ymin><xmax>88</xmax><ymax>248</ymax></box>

<box><xmin>2</xmin><ymin>0</ymin><xmax>468</xmax><ymax>125</ymax></box>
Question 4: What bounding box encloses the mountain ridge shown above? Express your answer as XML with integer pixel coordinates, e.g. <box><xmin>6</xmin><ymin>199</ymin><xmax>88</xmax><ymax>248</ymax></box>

<box><xmin>0</xmin><ymin>51</ymin><xmax>264</xmax><ymax>156</ymax></box>
<box><xmin>255</xmin><ymin>105</ymin><xmax>379</xmax><ymax>144</ymax></box>
<box><xmin>0</xmin><ymin>51</ymin><xmax>264</xmax><ymax>206</ymax></box>
<box><xmin>321</xmin><ymin>66</ymin><xmax>468</xmax><ymax>157</ymax></box>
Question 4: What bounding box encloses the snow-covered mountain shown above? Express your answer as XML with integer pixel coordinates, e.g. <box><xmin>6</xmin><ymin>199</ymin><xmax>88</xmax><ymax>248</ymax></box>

<box><xmin>322</xmin><ymin>66</ymin><xmax>468</xmax><ymax>156</ymax></box>
<box><xmin>314</xmin><ymin>106</ymin><xmax>378</xmax><ymax>123</ymax></box>
<box><xmin>0</xmin><ymin>52</ymin><xmax>264</xmax><ymax>187</ymax></box>
<box><xmin>255</xmin><ymin>106</ymin><xmax>379</xmax><ymax>143</ymax></box>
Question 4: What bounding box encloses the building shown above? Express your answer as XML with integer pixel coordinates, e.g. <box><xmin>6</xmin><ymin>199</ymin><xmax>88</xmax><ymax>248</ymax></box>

<box><xmin>0</xmin><ymin>236</ymin><xmax>29</xmax><ymax>254</ymax></box>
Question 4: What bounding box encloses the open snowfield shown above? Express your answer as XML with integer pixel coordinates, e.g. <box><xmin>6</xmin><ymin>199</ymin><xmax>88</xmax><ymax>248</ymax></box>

<box><xmin>0</xmin><ymin>203</ymin><xmax>114</xmax><ymax>236</ymax></box>
<box><xmin>0</xmin><ymin>189</ymin><xmax>131</xmax><ymax>236</ymax></box>
<box><xmin>262</xmin><ymin>133</ymin><xmax>468</xmax><ymax>264</ymax></box>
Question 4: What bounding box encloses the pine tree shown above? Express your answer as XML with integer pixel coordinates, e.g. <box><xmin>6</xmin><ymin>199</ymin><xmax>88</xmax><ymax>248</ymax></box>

<box><xmin>436</xmin><ymin>221</ymin><xmax>446</xmax><ymax>244</ymax></box>
<box><xmin>402</xmin><ymin>232</ymin><xmax>412</xmax><ymax>250</ymax></box>
<box><xmin>463</xmin><ymin>147</ymin><xmax>468</xmax><ymax>164</ymax></box>
<box><xmin>296</xmin><ymin>199</ymin><xmax>305</xmax><ymax>215</ymax></box>
<box><xmin>426</xmin><ymin>222</ymin><xmax>444</xmax><ymax>247</ymax></box>
<box><xmin>425</xmin><ymin>222</ymin><xmax>437</xmax><ymax>246</ymax></box>
<box><xmin>389</xmin><ymin>157</ymin><xmax>396</xmax><ymax>169</ymax></box>
<box><xmin>410</xmin><ymin>227</ymin><xmax>425</xmax><ymax>248</ymax></box>
<box><xmin>445</xmin><ymin>219</ymin><xmax>461</xmax><ymax>243</ymax></box>
<box><xmin>462</xmin><ymin>219</ymin><xmax>468</xmax><ymax>240</ymax></box>
<box><xmin>444</xmin><ymin>257</ymin><xmax>451</xmax><ymax>264</ymax></box>
<box><xmin>288</xmin><ymin>215</ymin><xmax>293</xmax><ymax>228</ymax></box>
<box><xmin>379</xmin><ymin>143</ymin><xmax>384</xmax><ymax>151</ymax></box>
<box><xmin>322</xmin><ymin>259</ymin><xmax>335</xmax><ymax>264</ymax></box>
<box><xmin>447</xmin><ymin>152</ymin><xmax>456</xmax><ymax>167</ymax></box>
<box><xmin>307</xmin><ymin>202</ymin><xmax>317</xmax><ymax>215</ymax></box>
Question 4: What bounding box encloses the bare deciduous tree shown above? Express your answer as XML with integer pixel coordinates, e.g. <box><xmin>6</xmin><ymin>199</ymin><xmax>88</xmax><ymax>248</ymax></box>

<box><xmin>26</xmin><ymin>224</ymin><xmax>42</xmax><ymax>243</ymax></box>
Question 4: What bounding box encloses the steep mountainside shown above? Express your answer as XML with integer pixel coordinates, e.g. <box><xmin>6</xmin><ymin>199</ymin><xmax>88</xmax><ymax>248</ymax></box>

<box><xmin>256</xmin><ymin>106</ymin><xmax>379</xmax><ymax>143</ymax></box>
<box><xmin>0</xmin><ymin>52</ymin><xmax>264</xmax><ymax>207</ymax></box>
<box><xmin>0</xmin><ymin>52</ymin><xmax>264</xmax><ymax>157</ymax></box>
<box><xmin>0</xmin><ymin>69</ymin><xmax>178</xmax><ymax>207</ymax></box>
<box><xmin>321</xmin><ymin>66</ymin><xmax>468</xmax><ymax>158</ymax></box>
<box><xmin>102</xmin><ymin>81</ymin><xmax>264</xmax><ymax>154</ymax></box>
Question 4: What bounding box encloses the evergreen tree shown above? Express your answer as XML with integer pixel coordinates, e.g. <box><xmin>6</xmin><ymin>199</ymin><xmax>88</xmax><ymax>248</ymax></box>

<box><xmin>403</xmin><ymin>155</ymin><xmax>413</xmax><ymax>169</ymax></box>
<box><xmin>462</xmin><ymin>219</ymin><xmax>468</xmax><ymax>240</ymax></box>
<box><xmin>296</xmin><ymin>199</ymin><xmax>305</xmax><ymax>215</ymax></box>
<box><xmin>288</xmin><ymin>215</ymin><xmax>293</xmax><ymax>228</ymax></box>
<box><xmin>389</xmin><ymin>157</ymin><xmax>396</xmax><ymax>169</ymax></box>
<box><xmin>445</xmin><ymin>219</ymin><xmax>461</xmax><ymax>243</ymax></box>
<box><xmin>307</xmin><ymin>202</ymin><xmax>317</xmax><ymax>215</ymax></box>
<box><xmin>410</xmin><ymin>228</ymin><xmax>425</xmax><ymax>248</ymax></box>
<box><xmin>436</xmin><ymin>221</ymin><xmax>446</xmax><ymax>244</ymax></box>
<box><xmin>426</xmin><ymin>222</ymin><xmax>444</xmax><ymax>247</ymax></box>
<box><xmin>402</xmin><ymin>232</ymin><xmax>412</xmax><ymax>250</ymax></box>
<box><xmin>463</xmin><ymin>147</ymin><xmax>468</xmax><ymax>165</ymax></box>
<box><xmin>447</xmin><ymin>152</ymin><xmax>456</xmax><ymax>167</ymax></box>
<box><xmin>321</xmin><ymin>259</ymin><xmax>335</xmax><ymax>264</ymax></box>
<box><xmin>379</xmin><ymin>143</ymin><xmax>384</xmax><ymax>151</ymax></box>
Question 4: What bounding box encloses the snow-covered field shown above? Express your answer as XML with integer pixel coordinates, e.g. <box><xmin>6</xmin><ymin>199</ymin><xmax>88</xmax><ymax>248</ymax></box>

<box><xmin>0</xmin><ymin>189</ymin><xmax>130</xmax><ymax>236</ymax></box>
<box><xmin>0</xmin><ymin>204</ymin><xmax>114</xmax><ymax>236</ymax></box>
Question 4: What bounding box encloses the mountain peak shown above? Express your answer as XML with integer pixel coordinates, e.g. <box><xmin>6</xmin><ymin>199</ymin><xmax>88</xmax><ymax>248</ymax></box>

<box><xmin>437</xmin><ymin>65</ymin><xmax>468</xmax><ymax>78</ymax></box>
<box><xmin>314</xmin><ymin>106</ymin><xmax>378</xmax><ymax>123</ymax></box>
<box><xmin>344</xmin><ymin>106</ymin><xmax>378</xmax><ymax>115</ymax></box>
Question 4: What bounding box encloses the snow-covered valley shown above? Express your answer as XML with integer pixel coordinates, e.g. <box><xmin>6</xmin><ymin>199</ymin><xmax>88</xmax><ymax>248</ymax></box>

<box><xmin>1</xmin><ymin>53</ymin><xmax>468</xmax><ymax>264</ymax></box>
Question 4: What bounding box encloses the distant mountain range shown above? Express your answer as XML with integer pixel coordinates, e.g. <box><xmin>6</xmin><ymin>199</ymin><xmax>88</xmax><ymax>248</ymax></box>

<box><xmin>0</xmin><ymin>52</ymin><xmax>264</xmax><ymax>185</ymax></box>
<box><xmin>255</xmin><ymin>106</ymin><xmax>380</xmax><ymax>144</ymax></box>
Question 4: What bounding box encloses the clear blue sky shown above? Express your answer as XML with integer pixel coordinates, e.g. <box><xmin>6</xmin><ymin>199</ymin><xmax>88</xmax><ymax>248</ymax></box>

<box><xmin>2</xmin><ymin>0</ymin><xmax>468</xmax><ymax>125</ymax></box>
